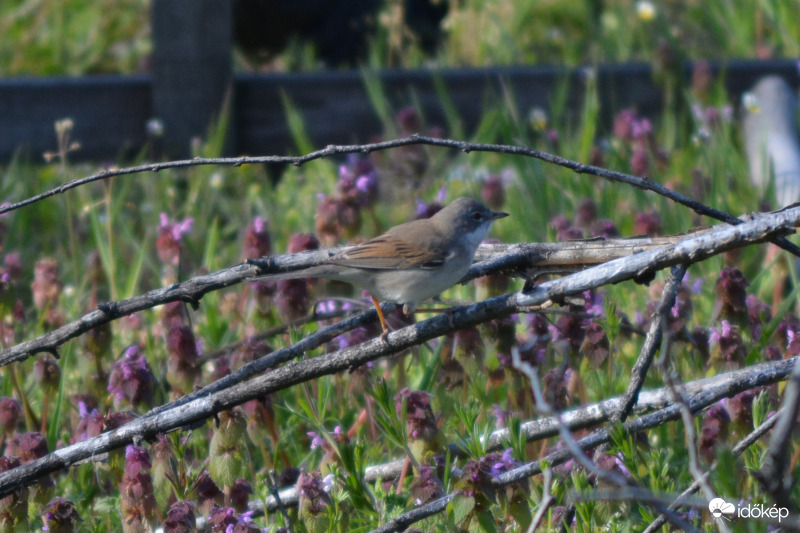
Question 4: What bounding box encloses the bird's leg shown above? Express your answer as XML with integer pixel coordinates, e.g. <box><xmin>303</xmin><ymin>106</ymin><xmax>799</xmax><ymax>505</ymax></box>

<box><xmin>371</xmin><ymin>296</ymin><xmax>391</xmax><ymax>341</ymax></box>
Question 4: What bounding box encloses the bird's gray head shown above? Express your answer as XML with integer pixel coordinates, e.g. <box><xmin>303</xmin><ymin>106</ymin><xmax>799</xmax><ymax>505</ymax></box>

<box><xmin>433</xmin><ymin>197</ymin><xmax>509</xmax><ymax>246</ymax></box>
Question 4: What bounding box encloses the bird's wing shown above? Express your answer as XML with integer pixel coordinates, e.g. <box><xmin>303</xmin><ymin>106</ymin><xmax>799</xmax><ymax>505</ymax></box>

<box><xmin>328</xmin><ymin>234</ymin><xmax>446</xmax><ymax>270</ymax></box>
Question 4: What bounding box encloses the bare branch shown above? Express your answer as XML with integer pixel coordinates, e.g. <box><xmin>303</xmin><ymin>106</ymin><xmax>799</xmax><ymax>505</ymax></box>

<box><xmin>3</xmin><ymin>135</ymin><xmax>799</xmax><ymax>256</ymax></box>
<box><xmin>2</xmin><ymin>207</ymin><xmax>797</xmax><ymax>368</ymax></box>
<box><xmin>656</xmin><ymin>338</ymin><xmax>730</xmax><ymax>533</ymax></box>
<box><xmin>516</xmin><ymin>206</ymin><xmax>800</xmax><ymax>308</ymax></box>
<box><xmin>614</xmin><ymin>264</ymin><xmax>688</xmax><ymax>423</ymax></box>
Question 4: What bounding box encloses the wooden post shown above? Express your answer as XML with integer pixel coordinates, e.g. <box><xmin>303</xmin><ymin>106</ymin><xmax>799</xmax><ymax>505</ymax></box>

<box><xmin>151</xmin><ymin>0</ymin><xmax>233</xmax><ymax>157</ymax></box>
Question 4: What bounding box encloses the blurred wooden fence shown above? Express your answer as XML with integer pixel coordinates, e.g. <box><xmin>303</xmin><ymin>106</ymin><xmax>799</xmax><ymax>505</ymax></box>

<box><xmin>0</xmin><ymin>0</ymin><xmax>798</xmax><ymax>163</ymax></box>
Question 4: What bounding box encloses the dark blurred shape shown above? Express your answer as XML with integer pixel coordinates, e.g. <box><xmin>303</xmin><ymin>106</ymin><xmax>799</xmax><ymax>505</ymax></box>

<box><xmin>232</xmin><ymin>0</ymin><xmax>447</xmax><ymax>66</ymax></box>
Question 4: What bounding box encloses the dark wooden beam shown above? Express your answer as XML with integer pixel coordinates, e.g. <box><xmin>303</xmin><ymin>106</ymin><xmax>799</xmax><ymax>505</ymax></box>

<box><xmin>0</xmin><ymin>59</ymin><xmax>797</xmax><ymax>163</ymax></box>
<box><xmin>150</xmin><ymin>0</ymin><xmax>233</xmax><ymax>158</ymax></box>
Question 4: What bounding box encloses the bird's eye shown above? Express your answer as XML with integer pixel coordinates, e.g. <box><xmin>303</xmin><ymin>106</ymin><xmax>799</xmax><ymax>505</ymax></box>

<box><xmin>472</xmin><ymin>211</ymin><xmax>483</xmax><ymax>221</ymax></box>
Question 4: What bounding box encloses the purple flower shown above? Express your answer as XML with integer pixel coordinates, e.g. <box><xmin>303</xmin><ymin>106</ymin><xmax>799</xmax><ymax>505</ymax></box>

<box><xmin>489</xmin><ymin>448</ymin><xmax>521</xmax><ymax>478</ymax></box>
<box><xmin>166</xmin><ymin>325</ymin><xmax>201</xmax><ymax>395</ymax></box>
<box><xmin>307</xmin><ymin>431</ymin><xmax>324</xmax><ymax>451</ymax></box>
<box><xmin>7</xmin><ymin>432</ymin><xmax>49</xmax><ymax>463</ymax></box>
<box><xmin>108</xmin><ymin>344</ymin><xmax>155</xmax><ymax>407</ymax></box>
<box><xmin>613</xmin><ymin>109</ymin><xmax>636</xmax><ymax>141</ymax></box>
<box><xmin>159</xmin><ymin>213</ymin><xmax>193</xmax><ymax>241</ymax></box>
<box><xmin>396</xmin><ymin>388</ymin><xmax>437</xmax><ymax>442</ymax></box>
<box><xmin>297</xmin><ymin>471</ymin><xmax>332</xmax><ymax>516</ymax></box>
<box><xmin>699</xmin><ymin>403</ymin><xmax>730</xmax><ymax>462</ymax></box>
<box><xmin>157</xmin><ymin>214</ymin><xmax>193</xmax><ymax>266</ymax></box>
<box><xmin>242</xmin><ymin>216</ymin><xmax>271</xmax><ymax>260</ymax></box>
<box><xmin>713</xmin><ymin>267</ymin><xmax>749</xmax><ymax>323</ymax></box>
<box><xmin>409</xmin><ymin>465</ymin><xmax>444</xmax><ymax>505</ymax></box>
<box><xmin>416</xmin><ymin>189</ymin><xmax>447</xmax><ymax>219</ymax></box>
<box><xmin>481</xmin><ymin>175</ymin><xmax>505</xmax><ymax>210</ymax></box>
<box><xmin>42</xmin><ymin>497</ymin><xmax>82</xmax><ymax>531</ymax></box>
<box><xmin>631</xmin><ymin>117</ymin><xmax>652</xmax><ymax>140</ymax></box>
<box><xmin>634</xmin><ymin>210</ymin><xmax>662</xmax><ymax>236</ymax></box>
<box><xmin>163</xmin><ymin>501</ymin><xmax>197</xmax><ymax>533</ymax></box>
<box><xmin>0</xmin><ymin>396</ymin><xmax>21</xmax><ymax>436</ymax></box>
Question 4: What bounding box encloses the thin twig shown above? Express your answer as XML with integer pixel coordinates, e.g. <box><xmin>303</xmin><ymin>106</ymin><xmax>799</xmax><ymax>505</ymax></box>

<box><xmin>266</xmin><ymin>469</ymin><xmax>294</xmax><ymax>533</ymax></box>
<box><xmin>655</xmin><ymin>336</ymin><xmax>730</xmax><ymax>533</ymax></box>
<box><xmin>643</xmin><ymin>408</ymin><xmax>784</xmax><ymax>533</ymax></box>
<box><xmin>528</xmin><ymin>467</ymin><xmax>556</xmax><ymax>533</ymax></box>
<box><xmin>615</xmin><ymin>264</ymin><xmax>688</xmax><ymax>423</ymax></box>
<box><xmin>512</xmin><ymin>349</ymin><xmax>697</xmax><ymax>532</ymax></box>
<box><xmin>4</xmin><ymin>135</ymin><xmax>799</xmax><ymax>255</ymax></box>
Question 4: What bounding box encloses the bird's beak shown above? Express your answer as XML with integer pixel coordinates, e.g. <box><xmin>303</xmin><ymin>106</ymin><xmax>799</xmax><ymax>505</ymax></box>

<box><xmin>491</xmin><ymin>211</ymin><xmax>509</xmax><ymax>220</ymax></box>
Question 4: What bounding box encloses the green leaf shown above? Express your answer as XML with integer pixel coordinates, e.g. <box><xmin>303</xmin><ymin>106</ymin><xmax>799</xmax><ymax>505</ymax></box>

<box><xmin>476</xmin><ymin>509</ymin><xmax>498</xmax><ymax>533</ymax></box>
<box><xmin>450</xmin><ymin>493</ymin><xmax>476</xmax><ymax>525</ymax></box>
<box><xmin>509</xmin><ymin>499</ymin><xmax>532</xmax><ymax>529</ymax></box>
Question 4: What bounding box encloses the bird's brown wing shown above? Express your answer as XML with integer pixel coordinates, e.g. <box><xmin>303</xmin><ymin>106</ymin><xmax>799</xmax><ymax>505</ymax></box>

<box><xmin>327</xmin><ymin>234</ymin><xmax>446</xmax><ymax>270</ymax></box>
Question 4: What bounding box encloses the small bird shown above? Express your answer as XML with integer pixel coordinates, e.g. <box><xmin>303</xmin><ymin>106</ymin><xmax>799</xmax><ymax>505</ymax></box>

<box><xmin>263</xmin><ymin>197</ymin><xmax>508</xmax><ymax>336</ymax></box>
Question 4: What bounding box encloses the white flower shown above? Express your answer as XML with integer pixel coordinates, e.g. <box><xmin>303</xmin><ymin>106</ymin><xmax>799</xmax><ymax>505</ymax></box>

<box><xmin>636</xmin><ymin>1</ymin><xmax>657</xmax><ymax>22</ymax></box>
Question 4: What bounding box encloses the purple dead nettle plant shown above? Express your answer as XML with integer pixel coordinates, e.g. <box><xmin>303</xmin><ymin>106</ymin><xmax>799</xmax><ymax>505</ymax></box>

<box><xmin>273</xmin><ymin>232</ymin><xmax>322</xmax><ymax>322</ymax></box>
<box><xmin>633</xmin><ymin>210</ymin><xmax>662</xmax><ymax>236</ymax></box>
<box><xmin>297</xmin><ymin>470</ymin><xmax>334</xmax><ymax>531</ymax></box>
<box><xmin>242</xmin><ymin>216</ymin><xmax>272</xmax><ymax>261</ymax></box>
<box><xmin>208</xmin><ymin>408</ymin><xmax>249</xmax><ymax>490</ymax></box>
<box><xmin>708</xmin><ymin>320</ymin><xmax>747</xmax><ymax>369</ymax></box>
<box><xmin>156</xmin><ymin>213</ymin><xmax>193</xmax><ymax>267</ymax></box>
<box><xmin>120</xmin><ymin>445</ymin><xmax>157</xmax><ymax>533</ymax></box>
<box><xmin>41</xmin><ymin>497</ymin><xmax>81</xmax><ymax>533</ymax></box>
<box><xmin>712</xmin><ymin>267</ymin><xmax>749</xmax><ymax>327</ymax></box>
<box><xmin>409</xmin><ymin>464</ymin><xmax>444</xmax><ymax>505</ymax></box>
<box><xmin>243</xmin><ymin>216</ymin><xmax>276</xmax><ymax>311</ymax></box>
<box><xmin>415</xmin><ymin>185</ymin><xmax>447</xmax><ymax>219</ymax></box>
<box><xmin>699</xmin><ymin>403</ymin><xmax>730</xmax><ymax>463</ymax></box>
<box><xmin>0</xmin><ymin>397</ymin><xmax>20</xmax><ymax>441</ymax></box>
<box><xmin>481</xmin><ymin>174</ymin><xmax>506</xmax><ymax>212</ymax></box>
<box><xmin>72</xmin><ymin>399</ymin><xmax>104</xmax><ymax>443</ymax></box>
<box><xmin>315</xmin><ymin>194</ymin><xmax>361</xmax><ymax>247</ymax></box>
<box><xmin>307</xmin><ymin>425</ymin><xmax>349</xmax><ymax>472</ymax></box>
<box><xmin>396</xmin><ymin>388</ymin><xmax>440</xmax><ymax>463</ymax></box>
<box><xmin>166</xmin><ymin>324</ymin><xmax>202</xmax><ymax>396</ymax></box>
<box><xmin>611</xmin><ymin>108</ymin><xmax>669</xmax><ymax>176</ymax></box>
<box><xmin>229</xmin><ymin>478</ymin><xmax>253</xmax><ymax>513</ymax></box>
<box><xmin>338</xmin><ymin>155</ymin><xmax>380</xmax><ymax>209</ymax></box>
<box><xmin>206</xmin><ymin>506</ymin><xmax>237</xmax><ymax>532</ymax></box>
<box><xmin>162</xmin><ymin>500</ymin><xmax>196</xmax><ymax>533</ymax></box>
<box><xmin>108</xmin><ymin>345</ymin><xmax>155</xmax><ymax>408</ymax></box>
<box><xmin>0</xmin><ymin>455</ymin><xmax>27</xmax><ymax>530</ymax></box>
<box><xmin>193</xmin><ymin>470</ymin><xmax>224</xmax><ymax>517</ymax></box>
<box><xmin>7</xmin><ymin>431</ymin><xmax>53</xmax><ymax>513</ymax></box>
<box><xmin>31</xmin><ymin>257</ymin><xmax>63</xmax><ymax>327</ymax></box>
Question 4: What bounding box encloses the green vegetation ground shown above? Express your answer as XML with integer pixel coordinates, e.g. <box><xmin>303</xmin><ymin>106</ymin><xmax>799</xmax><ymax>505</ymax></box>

<box><xmin>1</xmin><ymin>1</ymin><xmax>799</xmax><ymax>531</ymax></box>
